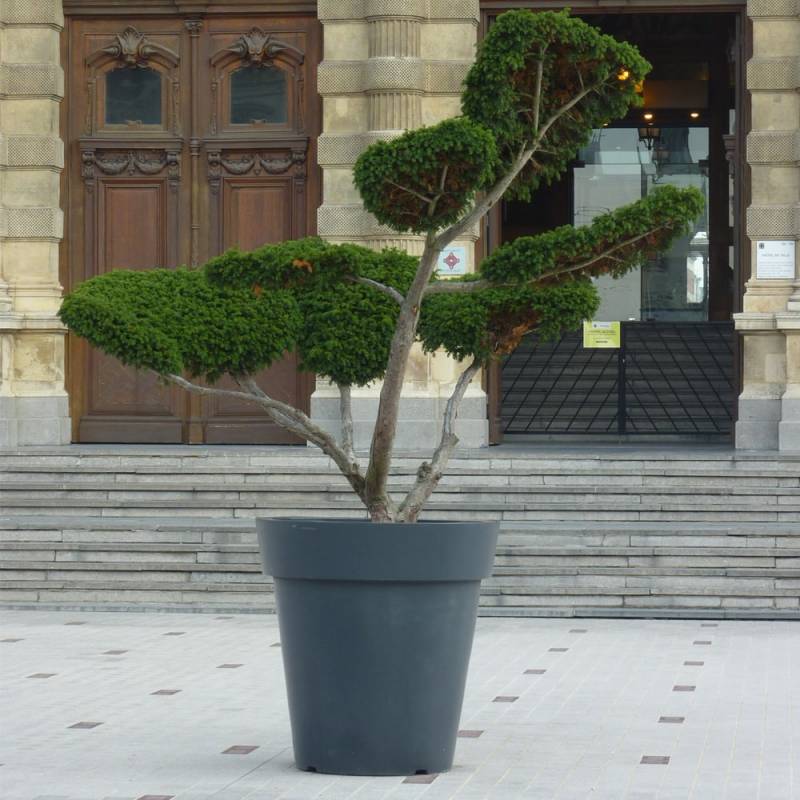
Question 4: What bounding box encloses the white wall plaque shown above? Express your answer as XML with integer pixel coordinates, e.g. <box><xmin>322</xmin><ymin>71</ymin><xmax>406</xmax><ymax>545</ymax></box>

<box><xmin>437</xmin><ymin>246</ymin><xmax>467</xmax><ymax>276</ymax></box>
<box><xmin>756</xmin><ymin>240</ymin><xmax>796</xmax><ymax>280</ymax></box>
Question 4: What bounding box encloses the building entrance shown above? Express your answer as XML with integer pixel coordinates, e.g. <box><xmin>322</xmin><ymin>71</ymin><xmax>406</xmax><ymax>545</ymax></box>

<box><xmin>487</xmin><ymin>10</ymin><xmax>744</xmax><ymax>441</ymax></box>
<box><xmin>62</xmin><ymin>11</ymin><xmax>320</xmax><ymax>443</ymax></box>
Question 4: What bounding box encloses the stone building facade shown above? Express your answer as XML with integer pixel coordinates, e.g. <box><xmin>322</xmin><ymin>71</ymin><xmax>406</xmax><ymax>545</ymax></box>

<box><xmin>0</xmin><ymin>0</ymin><xmax>798</xmax><ymax>450</ymax></box>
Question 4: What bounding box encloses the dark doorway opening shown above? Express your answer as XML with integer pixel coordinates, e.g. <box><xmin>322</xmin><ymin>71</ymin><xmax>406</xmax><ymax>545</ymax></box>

<box><xmin>487</xmin><ymin>10</ymin><xmax>744</xmax><ymax>442</ymax></box>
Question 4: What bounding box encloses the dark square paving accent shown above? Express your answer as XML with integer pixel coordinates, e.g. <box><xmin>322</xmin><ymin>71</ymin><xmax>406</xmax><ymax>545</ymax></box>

<box><xmin>659</xmin><ymin>716</ymin><xmax>685</xmax><ymax>724</ymax></box>
<box><xmin>217</xmin><ymin>663</ymin><xmax>243</xmax><ymax>669</ymax></box>
<box><xmin>673</xmin><ymin>685</ymin><xmax>696</xmax><ymax>692</ymax></box>
<box><xmin>223</xmin><ymin>745</ymin><xmax>259</xmax><ymax>755</ymax></box>
<box><xmin>64</xmin><ymin>621</ymin><xmax>85</xmax><ymax>626</ymax></box>
<box><xmin>1</xmin><ymin>638</ymin><xmax>23</xmax><ymax>643</ymax></box>
<box><xmin>403</xmin><ymin>774</ymin><xmax>438</xmax><ymax>784</ymax></box>
<box><xmin>549</xmin><ymin>648</ymin><xmax>569</xmax><ymax>652</ymax></box>
<box><xmin>270</xmin><ymin>642</ymin><xmax>281</xmax><ymax>648</ymax></box>
<box><xmin>137</xmin><ymin>795</ymin><xmax>174</xmax><ymax>800</ymax></box>
<box><xmin>69</xmin><ymin>721</ymin><xmax>103</xmax><ymax>729</ymax></box>
<box><xmin>525</xmin><ymin>669</ymin><xmax>547</xmax><ymax>675</ymax></box>
<box><xmin>684</xmin><ymin>661</ymin><xmax>705</xmax><ymax>666</ymax></box>
<box><xmin>569</xmin><ymin>629</ymin><xmax>588</xmax><ymax>634</ymax></box>
<box><xmin>701</xmin><ymin>623</ymin><xmax>718</xmax><ymax>628</ymax></box>
<box><xmin>641</xmin><ymin>756</ymin><xmax>670</xmax><ymax>765</ymax></box>
<box><xmin>493</xmin><ymin>696</ymin><xmax>518</xmax><ymax>703</ymax></box>
<box><xmin>693</xmin><ymin>640</ymin><xmax>712</xmax><ymax>645</ymax></box>
<box><xmin>103</xmin><ymin>650</ymin><xmax>128</xmax><ymax>655</ymax></box>
<box><xmin>163</xmin><ymin>632</ymin><xmax>185</xmax><ymax>636</ymax></box>
<box><xmin>457</xmin><ymin>730</ymin><xmax>483</xmax><ymax>738</ymax></box>
<box><xmin>215</xmin><ymin>616</ymin><xmax>234</xmax><ymax>620</ymax></box>
<box><xmin>151</xmin><ymin>689</ymin><xmax>181</xmax><ymax>695</ymax></box>
<box><xmin>27</xmin><ymin>673</ymin><xmax>56</xmax><ymax>679</ymax></box>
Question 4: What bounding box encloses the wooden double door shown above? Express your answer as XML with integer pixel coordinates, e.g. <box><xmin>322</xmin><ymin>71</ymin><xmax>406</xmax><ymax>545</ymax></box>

<box><xmin>63</xmin><ymin>13</ymin><xmax>320</xmax><ymax>443</ymax></box>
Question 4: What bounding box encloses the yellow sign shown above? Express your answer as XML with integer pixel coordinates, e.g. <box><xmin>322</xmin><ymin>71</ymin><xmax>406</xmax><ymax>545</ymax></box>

<box><xmin>583</xmin><ymin>321</ymin><xmax>621</xmax><ymax>349</ymax></box>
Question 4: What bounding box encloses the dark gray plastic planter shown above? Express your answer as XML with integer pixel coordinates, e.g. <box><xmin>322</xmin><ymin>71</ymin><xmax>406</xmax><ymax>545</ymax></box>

<box><xmin>256</xmin><ymin>517</ymin><xmax>499</xmax><ymax>777</ymax></box>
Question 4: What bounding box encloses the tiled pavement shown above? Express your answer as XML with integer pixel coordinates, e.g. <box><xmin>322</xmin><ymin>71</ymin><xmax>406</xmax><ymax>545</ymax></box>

<box><xmin>0</xmin><ymin>611</ymin><xmax>797</xmax><ymax>800</ymax></box>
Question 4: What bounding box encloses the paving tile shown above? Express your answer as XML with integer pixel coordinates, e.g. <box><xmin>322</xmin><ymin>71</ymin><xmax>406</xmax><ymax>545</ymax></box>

<box><xmin>403</xmin><ymin>774</ymin><xmax>437</xmax><ymax>784</ymax></box>
<box><xmin>2</xmin><ymin>611</ymin><xmax>796</xmax><ymax>799</ymax></box>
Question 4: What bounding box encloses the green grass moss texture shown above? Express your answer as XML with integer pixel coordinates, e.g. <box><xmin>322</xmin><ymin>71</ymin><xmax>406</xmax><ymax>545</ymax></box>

<box><xmin>60</xmin><ymin>10</ymin><xmax>703</xmax><ymax>394</ymax></box>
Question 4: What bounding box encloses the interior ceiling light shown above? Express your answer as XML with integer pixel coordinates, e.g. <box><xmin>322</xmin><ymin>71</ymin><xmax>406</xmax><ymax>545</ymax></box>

<box><xmin>690</xmin><ymin>112</ymin><xmax>700</xmax><ymax>119</ymax></box>
<box><xmin>643</xmin><ymin>112</ymin><xmax>654</xmax><ymax>121</ymax></box>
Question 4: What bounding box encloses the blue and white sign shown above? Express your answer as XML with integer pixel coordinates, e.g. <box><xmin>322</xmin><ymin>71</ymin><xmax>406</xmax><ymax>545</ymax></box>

<box><xmin>437</xmin><ymin>246</ymin><xmax>468</xmax><ymax>276</ymax></box>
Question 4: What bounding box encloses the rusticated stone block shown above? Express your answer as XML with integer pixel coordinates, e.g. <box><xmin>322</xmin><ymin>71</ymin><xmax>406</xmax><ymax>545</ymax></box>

<box><xmin>0</xmin><ymin>207</ymin><xmax>63</xmax><ymax>240</ymax></box>
<box><xmin>0</xmin><ymin>0</ymin><xmax>64</xmax><ymax>26</ymax></box>
<box><xmin>0</xmin><ymin>134</ymin><xmax>64</xmax><ymax>169</ymax></box>
<box><xmin>746</xmin><ymin>204</ymin><xmax>800</xmax><ymax>237</ymax></box>
<box><xmin>748</xmin><ymin>0</ymin><xmax>800</xmax><ymax>17</ymax></box>
<box><xmin>747</xmin><ymin>130</ymin><xmax>800</xmax><ymax>164</ymax></box>
<box><xmin>747</xmin><ymin>56</ymin><xmax>800</xmax><ymax>91</ymax></box>
<box><xmin>0</xmin><ymin>64</ymin><xmax>63</xmax><ymax>99</ymax></box>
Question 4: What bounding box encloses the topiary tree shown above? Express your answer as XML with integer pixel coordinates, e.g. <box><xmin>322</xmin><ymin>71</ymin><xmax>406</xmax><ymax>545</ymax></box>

<box><xmin>60</xmin><ymin>10</ymin><xmax>704</xmax><ymax>523</ymax></box>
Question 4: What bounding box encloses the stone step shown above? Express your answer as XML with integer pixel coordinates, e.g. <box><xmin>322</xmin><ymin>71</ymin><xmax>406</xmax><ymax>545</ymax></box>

<box><xmin>4</xmin><ymin>464</ymin><xmax>800</xmax><ymax>481</ymax></box>
<box><xmin>2</xmin><ymin>498</ymin><xmax>799</xmax><ymax>522</ymax></box>
<box><xmin>4</xmin><ymin>481</ymin><xmax>800</xmax><ymax>501</ymax></box>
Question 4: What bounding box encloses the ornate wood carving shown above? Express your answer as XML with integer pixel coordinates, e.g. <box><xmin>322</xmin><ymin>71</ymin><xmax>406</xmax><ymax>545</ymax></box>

<box><xmin>208</xmin><ymin>29</ymin><xmax>305</xmax><ymax>136</ymax></box>
<box><xmin>211</xmin><ymin>28</ymin><xmax>304</xmax><ymax>68</ymax></box>
<box><xmin>89</xmin><ymin>26</ymin><xmax>179</xmax><ymax>68</ymax></box>
<box><xmin>81</xmin><ymin>149</ymin><xmax>181</xmax><ymax>189</ymax></box>
<box><xmin>85</xmin><ymin>26</ymin><xmax>181</xmax><ymax>135</ymax></box>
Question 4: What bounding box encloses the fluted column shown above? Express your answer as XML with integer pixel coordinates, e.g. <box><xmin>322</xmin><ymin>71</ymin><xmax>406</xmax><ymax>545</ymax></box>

<box><xmin>0</xmin><ymin>0</ymin><xmax>70</xmax><ymax>446</ymax></box>
<box><xmin>315</xmin><ymin>0</ymin><xmax>487</xmax><ymax>450</ymax></box>
<box><xmin>735</xmin><ymin>0</ymin><xmax>800</xmax><ymax>450</ymax></box>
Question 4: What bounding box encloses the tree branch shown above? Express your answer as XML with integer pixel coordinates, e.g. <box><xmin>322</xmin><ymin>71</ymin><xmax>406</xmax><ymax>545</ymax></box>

<box><xmin>346</xmin><ymin>275</ymin><xmax>404</xmax><ymax>305</ymax></box>
<box><xmin>337</xmin><ymin>382</ymin><xmax>356</xmax><ymax>464</ymax></box>
<box><xmin>164</xmin><ymin>373</ymin><xmax>368</xmax><ymax>506</ymax></box>
<box><xmin>398</xmin><ymin>359</ymin><xmax>481</xmax><ymax>522</ymax></box>
<box><xmin>387</xmin><ymin>180</ymin><xmax>434</xmax><ymax>206</ymax></box>
<box><xmin>424</xmin><ymin>226</ymin><xmax>670</xmax><ymax>296</ymax></box>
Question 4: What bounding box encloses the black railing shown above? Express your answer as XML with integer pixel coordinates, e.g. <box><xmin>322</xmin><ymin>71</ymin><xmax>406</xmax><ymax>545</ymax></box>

<box><xmin>501</xmin><ymin>322</ymin><xmax>735</xmax><ymax>436</ymax></box>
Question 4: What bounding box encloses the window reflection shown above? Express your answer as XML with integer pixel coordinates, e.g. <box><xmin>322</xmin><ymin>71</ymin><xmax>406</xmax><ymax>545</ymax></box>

<box><xmin>574</xmin><ymin>127</ymin><xmax>709</xmax><ymax>322</ymax></box>
<box><xmin>230</xmin><ymin>64</ymin><xmax>288</xmax><ymax>125</ymax></box>
<box><xmin>105</xmin><ymin>66</ymin><xmax>162</xmax><ymax>126</ymax></box>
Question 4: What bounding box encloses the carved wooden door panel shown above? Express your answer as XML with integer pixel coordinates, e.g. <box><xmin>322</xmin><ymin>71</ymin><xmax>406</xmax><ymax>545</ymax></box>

<box><xmin>63</xmin><ymin>13</ymin><xmax>320</xmax><ymax>444</ymax></box>
<box><xmin>195</xmin><ymin>19</ymin><xmax>316</xmax><ymax>444</ymax></box>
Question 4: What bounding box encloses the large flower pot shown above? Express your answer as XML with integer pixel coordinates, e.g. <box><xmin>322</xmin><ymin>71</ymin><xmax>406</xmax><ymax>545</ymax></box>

<box><xmin>257</xmin><ymin>517</ymin><xmax>499</xmax><ymax>776</ymax></box>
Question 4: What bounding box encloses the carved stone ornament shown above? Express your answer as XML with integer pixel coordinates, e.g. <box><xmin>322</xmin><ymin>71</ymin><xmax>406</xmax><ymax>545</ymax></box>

<box><xmin>92</xmin><ymin>26</ymin><xmax>179</xmax><ymax>68</ymax></box>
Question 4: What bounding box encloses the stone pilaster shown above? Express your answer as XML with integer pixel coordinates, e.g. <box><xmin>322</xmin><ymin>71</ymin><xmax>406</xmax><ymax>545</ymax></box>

<box><xmin>735</xmin><ymin>0</ymin><xmax>800</xmax><ymax>450</ymax></box>
<box><xmin>315</xmin><ymin>0</ymin><xmax>486</xmax><ymax>450</ymax></box>
<box><xmin>0</xmin><ymin>0</ymin><xmax>70</xmax><ymax>446</ymax></box>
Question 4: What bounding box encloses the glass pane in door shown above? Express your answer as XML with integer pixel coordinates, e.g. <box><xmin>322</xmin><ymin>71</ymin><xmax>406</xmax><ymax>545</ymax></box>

<box><xmin>573</xmin><ymin>126</ymin><xmax>709</xmax><ymax>322</ymax></box>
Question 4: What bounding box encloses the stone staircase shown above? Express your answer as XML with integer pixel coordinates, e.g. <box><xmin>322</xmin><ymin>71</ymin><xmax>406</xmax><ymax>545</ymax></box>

<box><xmin>1</xmin><ymin>446</ymin><xmax>799</xmax><ymax>619</ymax></box>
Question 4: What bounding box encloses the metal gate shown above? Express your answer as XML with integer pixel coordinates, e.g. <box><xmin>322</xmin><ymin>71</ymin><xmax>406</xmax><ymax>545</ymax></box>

<box><xmin>501</xmin><ymin>322</ymin><xmax>736</xmax><ymax>436</ymax></box>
